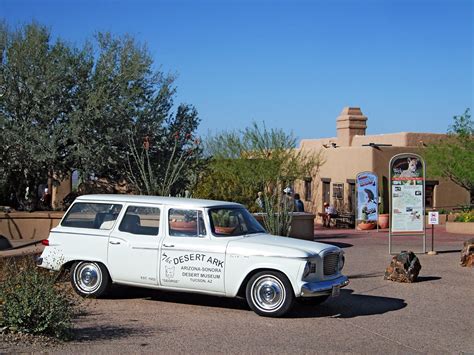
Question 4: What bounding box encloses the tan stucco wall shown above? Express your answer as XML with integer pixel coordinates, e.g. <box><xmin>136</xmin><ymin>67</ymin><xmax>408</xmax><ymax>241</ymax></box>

<box><xmin>434</xmin><ymin>180</ymin><xmax>469</xmax><ymax>208</ymax></box>
<box><xmin>294</xmin><ymin>146</ymin><xmax>375</xmax><ymax>217</ymax></box>
<box><xmin>295</xmin><ymin>135</ymin><xmax>470</xmax><ymax>223</ymax></box>
<box><xmin>0</xmin><ymin>212</ymin><xmax>64</xmax><ymax>240</ymax></box>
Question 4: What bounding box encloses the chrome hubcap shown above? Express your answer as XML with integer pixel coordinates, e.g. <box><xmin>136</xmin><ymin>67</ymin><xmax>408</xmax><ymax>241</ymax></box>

<box><xmin>252</xmin><ymin>276</ymin><xmax>285</xmax><ymax>311</ymax></box>
<box><xmin>75</xmin><ymin>262</ymin><xmax>102</xmax><ymax>293</ymax></box>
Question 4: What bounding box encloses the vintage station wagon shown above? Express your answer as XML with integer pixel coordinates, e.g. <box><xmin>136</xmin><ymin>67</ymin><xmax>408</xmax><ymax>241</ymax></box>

<box><xmin>38</xmin><ymin>194</ymin><xmax>349</xmax><ymax>317</ymax></box>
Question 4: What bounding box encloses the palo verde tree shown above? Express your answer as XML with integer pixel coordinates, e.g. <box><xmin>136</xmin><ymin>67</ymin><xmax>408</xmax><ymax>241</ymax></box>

<box><xmin>68</xmin><ymin>32</ymin><xmax>204</xmax><ymax>195</ymax></box>
<box><xmin>0</xmin><ymin>22</ymin><xmax>204</xmax><ymax>205</ymax></box>
<box><xmin>196</xmin><ymin>122</ymin><xmax>324</xmax><ymax>235</ymax></box>
<box><xmin>423</xmin><ymin>108</ymin><xmax>473</xmax><ymax>204</ymax></box>
<box><xmin>0</xmin><ymin>22</ymin><xmax>90</xmax><ymax>206</ymax></box>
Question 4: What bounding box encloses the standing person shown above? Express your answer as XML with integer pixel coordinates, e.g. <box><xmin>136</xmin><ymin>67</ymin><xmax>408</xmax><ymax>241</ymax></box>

<box><xmin>255</xmin><ymin>191</ymin><xmax>265</xmax><ymax>211</ymax></box>
<box><xmin>294</xmin><ymin>193</ymin><xmax>304</xmax><ymax>212</ymax></box>
<box><xmin>282</xmin><ymin>187</ymin><xmax>295</xmax><ymax>212</ymax></box>
<box><xmin>40</xmin><ymin>187</ymin><xmax>51</xmax><ymax>210</ymax></box>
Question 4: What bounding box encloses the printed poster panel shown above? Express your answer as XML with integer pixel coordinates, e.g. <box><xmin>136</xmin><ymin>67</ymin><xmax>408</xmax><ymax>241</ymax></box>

<box><xmin>390</xmin><ymin>154</ymin><xmax>425</xmax><ymax>233</ymax></box>
<box><xmin>356</xmin><ymin>172</ymin><xmax>378</xmax><ymax>222</ymax></box>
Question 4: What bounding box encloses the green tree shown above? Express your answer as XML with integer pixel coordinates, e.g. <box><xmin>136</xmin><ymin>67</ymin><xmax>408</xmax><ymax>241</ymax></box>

<box><xmin>424</xmin><ymin>108</ymin><xmax>473</xmax><ymax>203</ymax></box>
<box><xmin>69</xmin><ymin>33</ymin><xmax>203</xmax><ymax>194</ymax></box>
<box><xmin>0</xmin><ymin>22</ymin><xmax>90</xmax><ymax>207</ymax></box>
<box><xmin>196</xmin><ymin>122</ymin><xmax>324</xmax><ymax>235</ymax></box>
<box><xmin>0</xmin><ymin>22</ymin><xmax>204</xmax><ymax>204</ymax></box>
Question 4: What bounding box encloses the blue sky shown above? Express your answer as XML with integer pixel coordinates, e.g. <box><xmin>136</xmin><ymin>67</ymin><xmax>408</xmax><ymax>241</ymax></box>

<box><xmin>2</xmin><ymin>0</ymin><xmax>473</xmax><ymax>142</ymax></box>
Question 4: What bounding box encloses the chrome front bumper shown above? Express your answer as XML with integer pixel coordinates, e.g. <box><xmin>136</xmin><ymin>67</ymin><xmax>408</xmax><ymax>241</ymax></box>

<box><xmin>300</xmin><ymin>275</ymin><xmax>349</xmax><ymax>298</ymax></box>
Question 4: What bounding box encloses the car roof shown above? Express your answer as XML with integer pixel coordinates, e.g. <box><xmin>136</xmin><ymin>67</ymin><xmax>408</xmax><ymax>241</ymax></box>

<box><xmin>76</xmin><ymin>194</ymin><xmax>243</xmax><ymax>208</ymax></box>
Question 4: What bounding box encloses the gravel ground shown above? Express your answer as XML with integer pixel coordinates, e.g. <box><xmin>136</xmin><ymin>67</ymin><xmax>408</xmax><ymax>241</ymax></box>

<box><xmin>1</xmin><ymin>227</ymin><xmax>473</xmax><ymax>354</ymax></box>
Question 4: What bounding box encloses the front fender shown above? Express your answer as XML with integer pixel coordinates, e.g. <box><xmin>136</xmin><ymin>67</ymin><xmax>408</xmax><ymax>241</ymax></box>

<box><xmin>224</xmin><ymin>254</ymin><xmax>305</xmax><ymax>297</ymax></box>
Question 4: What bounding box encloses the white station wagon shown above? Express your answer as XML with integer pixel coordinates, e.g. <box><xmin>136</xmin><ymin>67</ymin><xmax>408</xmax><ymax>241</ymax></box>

<box><xmin>38</xmin><ymin>194</ymin><xmax>349</xmax><ymax>317</ymax></box>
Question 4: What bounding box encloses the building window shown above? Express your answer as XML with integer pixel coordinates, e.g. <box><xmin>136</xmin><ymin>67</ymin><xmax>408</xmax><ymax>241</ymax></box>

<box><xmin>304</xmin><ymin>178</ymin><xmax>312</xmax><ymax>201</ymax></box>
<box><xmin>333</xmin><ymin>183</ymin><xmax>344</xmax><ymax>200</ymax></box>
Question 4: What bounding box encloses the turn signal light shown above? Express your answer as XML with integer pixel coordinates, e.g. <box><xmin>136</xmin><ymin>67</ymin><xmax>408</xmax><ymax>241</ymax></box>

<box><xmin>41</xmin><ymin>239</ymin><xmax>49</xmax><ymax>246</ymax></box>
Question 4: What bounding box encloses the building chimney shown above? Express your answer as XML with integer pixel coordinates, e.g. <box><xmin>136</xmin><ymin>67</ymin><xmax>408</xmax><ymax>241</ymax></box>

<box><xmin>336</xmin><ymin>107</ymin><xmax>367</xmax><ymax>146</ymax></box>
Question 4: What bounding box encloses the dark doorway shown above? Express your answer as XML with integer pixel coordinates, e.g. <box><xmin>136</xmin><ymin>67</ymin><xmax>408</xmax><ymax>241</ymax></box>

<box><xmin>322</xmin><ymin>180</ymin><xmax>330</xmax><ymax>207</ymax></box>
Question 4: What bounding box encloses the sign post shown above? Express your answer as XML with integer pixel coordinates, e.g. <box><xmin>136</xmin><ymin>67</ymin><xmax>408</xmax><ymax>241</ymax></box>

<box><xmin>389</xmin><ymin>153</ymin><xmax>426</xmax><ymax>254</ymax></box>
<box><xmin>428</xmin><ymin>211</ymin><xmax>439</xmax><ymax>255</ymax></box>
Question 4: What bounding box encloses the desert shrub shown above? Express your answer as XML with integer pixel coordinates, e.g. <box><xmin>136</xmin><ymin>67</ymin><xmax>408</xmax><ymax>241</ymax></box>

<box><xmin>0</xmin><ymin>256</ymin><xmax>76</xmax><ymax>339</ymax></box>
<box><xmin>454</xmin><ymin>210</ymin><xmax>474</xmax><ymax>222</ymax></box>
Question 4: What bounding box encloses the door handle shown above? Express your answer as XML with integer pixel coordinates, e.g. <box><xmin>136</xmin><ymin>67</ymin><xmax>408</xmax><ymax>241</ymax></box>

<box><xmin>109</xmin><ymin>241</ymin><xmax>121</xmax><ymax>245</ymax></box>
<box><xmin>163</xmin><ymin>243</ymin><xmax>175</xmax><ymax>248</ymax></box>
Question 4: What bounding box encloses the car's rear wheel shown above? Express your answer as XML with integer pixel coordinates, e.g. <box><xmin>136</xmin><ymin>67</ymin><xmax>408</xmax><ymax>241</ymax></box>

<box><xmin>71</xmin><ymin>261</ymin><xmax>110</xmax><ymax>298</ymax></box>
<box><xmin>246</xmin><ymin>270</ymin><xmax>294</xmax><ymax>317</ymax></box>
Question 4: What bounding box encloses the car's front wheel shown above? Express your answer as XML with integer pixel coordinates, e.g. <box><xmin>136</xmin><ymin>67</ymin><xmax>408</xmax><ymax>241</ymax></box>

<box><xmin>246</xmin><ymin>270</ymin><xmax>294</xmax><ymax>317</ymax></box>
<box><xmin>71</xmin><ymin>261</ymin><xmax>110</xmax><ymax>298</ymax></box>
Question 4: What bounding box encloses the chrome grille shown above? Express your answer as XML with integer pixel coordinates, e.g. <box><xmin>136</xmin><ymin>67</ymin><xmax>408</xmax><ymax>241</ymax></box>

<box><xmin>323</xmin><ymin>252</ymin><xmax>339</xmax><ymax>275</ymax></box>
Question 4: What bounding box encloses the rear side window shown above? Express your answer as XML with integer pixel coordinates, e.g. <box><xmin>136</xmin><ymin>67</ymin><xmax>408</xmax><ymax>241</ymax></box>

<box><xmin>62</xmin><ymin>203</ymin><xmax>122</xmax><ymax>230</ymax></box>
<box><xmin>119</xmin><ymin>206</ymin><xmax>161</xmax><ymax>236</ymax></box>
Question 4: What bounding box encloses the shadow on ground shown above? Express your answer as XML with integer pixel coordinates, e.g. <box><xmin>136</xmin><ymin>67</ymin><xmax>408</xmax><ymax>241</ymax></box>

<box><xmin>416</xmin><ymin>276</ymin><xmax>442</xmax><ymax>282</ymax></box>
<box><xmin>320</xmin><ymin>241</ymin><xmax>353</xmax><ymax>249</ymax></box>
<box><xmin>73</xmin><ymin>325</ymin><xmax>153</xmax><ymax>342</ymax></box>
<box><xmin>289</xmin><ymin>289</ymin><xmax>406</xmax><ymax>319</ymax></box>
<box><xmin>314</xmin><ymin>234</ymin><xmax>352</xmax><ymax>240</ymax></box>
<box><xmin>435</xmin><ymin>249</ymin><xmax>461</xmax><ymax>254</ymax></box>
<box><xmin>104</xmin><ymin>285</ymin><xmax>249</xmax><ymax>311</ymax></box>
<box><xmin>348</xmin><ymin>271</ymin><xmax>384</xmax><ymax>279</ymax></box>
<box><xmin>103</xmin><ymin>286</ymin><xmax>406</xmax><ymax>320</ymax></box>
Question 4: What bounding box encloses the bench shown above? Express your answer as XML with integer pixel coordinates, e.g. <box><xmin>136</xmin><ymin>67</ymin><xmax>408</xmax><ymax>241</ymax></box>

<box><xmin>333</xmin><ymin>213</ymin><xmax>355</xmax><ymax>228</ymax></box>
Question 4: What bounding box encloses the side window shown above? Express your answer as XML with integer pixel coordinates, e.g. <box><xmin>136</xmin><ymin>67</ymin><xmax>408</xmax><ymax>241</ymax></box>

<box><xmin>119</xmin><ymin>206</ymin><xmax>161</xmax><ymax>236</ymax></box>
<box><xmin>62</xmin><ymin>203</ymin><xmax>122</xmax><ymax>230</ymax></box>
<box><xmin>168</xmin><ymin>209</ymin><xmax>206</xmax><ymax>237</ymax></box>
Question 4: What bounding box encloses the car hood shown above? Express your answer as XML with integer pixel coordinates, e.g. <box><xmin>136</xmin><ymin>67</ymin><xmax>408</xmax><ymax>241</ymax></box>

<box><xmin>227</xmin><ymin>233</ymin><xmax>339</xmax><ymax>259</ymax></box>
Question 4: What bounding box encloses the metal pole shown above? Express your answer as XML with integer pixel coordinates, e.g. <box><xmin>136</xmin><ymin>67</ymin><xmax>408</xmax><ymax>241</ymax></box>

<box><xmin>428</xmin><ymin>223</ymin><xmax>437</xmax><ymax>255</ymax></box>
<box><xmin>432</xmin><ymin>224</ymin><xmax>434</xmax><ymax>251</ymax></box>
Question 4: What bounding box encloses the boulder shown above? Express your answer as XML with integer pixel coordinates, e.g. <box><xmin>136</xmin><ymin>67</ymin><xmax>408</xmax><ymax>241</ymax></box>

<box><xmin>460</xmin><ymin>238</ymin><xmax>474</xmax><ymax>267</ymax></box>
<box><xmin>384</xmin><ymin>251</ymin><xmax>421</xmax><ymax>283</ymax></box>
<box><xmin>0</xmin><ymin>235</ymin><xmax>12</xmax><ymax>251</ymax></box>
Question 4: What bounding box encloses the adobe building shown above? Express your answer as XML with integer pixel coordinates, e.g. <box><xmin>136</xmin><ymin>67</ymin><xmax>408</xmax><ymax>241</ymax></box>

<box><xmin>295</xmin><ymin>107</ymin><xmax>470</xmax><ymax>219</ymax></box>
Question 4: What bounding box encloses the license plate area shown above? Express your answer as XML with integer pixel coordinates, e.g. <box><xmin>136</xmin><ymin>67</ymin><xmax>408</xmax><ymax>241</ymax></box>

<box><xmin>331</xmin><ymin>285</ymin><xmax>340</xmax><ymax>297</ymax></box>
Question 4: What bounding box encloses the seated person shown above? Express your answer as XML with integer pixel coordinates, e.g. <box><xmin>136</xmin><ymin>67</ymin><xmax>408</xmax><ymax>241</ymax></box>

<box><xmin>318</xmin><ymin>202</ymin><xmax>337</xmax><ymax>227</ymax></box>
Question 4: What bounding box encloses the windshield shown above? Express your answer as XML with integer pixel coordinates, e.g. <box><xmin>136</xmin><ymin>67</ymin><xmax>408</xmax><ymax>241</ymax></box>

<box><xmin>209</xmin><ymin>207</ymin><xmax>266</xmax><ymax>236</ymax></box>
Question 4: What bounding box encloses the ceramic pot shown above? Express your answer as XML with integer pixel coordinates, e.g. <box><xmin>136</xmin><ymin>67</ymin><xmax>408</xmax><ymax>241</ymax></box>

<box><xmin>378</xmin><ymin>214</ymin><xmax>389</xmax><ymax>229</ymax></box>
<box><xmin>357</xmin><ymin>221</ymin><xmax>376</xmax><ymax>230</ymax></box>
<box><xmin>170</xmin><ymin>221</ymin><xmax>197</xmax><ymax>231</ymax></box>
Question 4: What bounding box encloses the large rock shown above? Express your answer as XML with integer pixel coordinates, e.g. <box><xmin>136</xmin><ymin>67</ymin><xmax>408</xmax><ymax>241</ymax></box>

<box><xmin>0</xmin><ymin>235</ymin><xmax>12</xmax><ymax>251</ymax></box>
<box><xmin>384</xmin><ymin>251</ymin><xmax>421</xmax><ymax>283</ymax></box>
<box><xmin>460</xmin><ymin>238</ymin><xmax>474</xmax><ymax>267</ymax></box>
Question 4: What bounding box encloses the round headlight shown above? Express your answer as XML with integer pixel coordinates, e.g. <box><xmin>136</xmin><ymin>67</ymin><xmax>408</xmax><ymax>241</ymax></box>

<box><xmin>339</xmin><ymin>254</ymin><xmax>345</xmax><ymax>271</ymax></box>
<box><xmin>303</xmin><ymin>261</ymin><xmax>311</xmax><ymax>278</ymax></box>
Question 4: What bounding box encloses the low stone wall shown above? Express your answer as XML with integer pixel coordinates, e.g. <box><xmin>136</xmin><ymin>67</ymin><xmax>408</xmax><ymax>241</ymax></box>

<box><xmin>0</xmin><ymin>212</ymin><xmax>64</xmax><ymax>241</ymax></box>
<box><xmin>1</xmin><ymin>211</ymin><xmax>317</xmax><ymax>241</ymax></box>
<box><xmin>253</xmin><ymin>213</ymin><xmax>316</xmax><ymax>240</ymax></box>
<box><xmin>446</xmin><ymin>222</ymin><xmax>474</xmax><ymax>235</ymax></box>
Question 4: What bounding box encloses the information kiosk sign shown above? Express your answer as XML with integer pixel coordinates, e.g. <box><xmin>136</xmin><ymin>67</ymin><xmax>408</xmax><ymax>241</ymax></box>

<box><xmin>389</xmin><ymin>153</ymin><xmax>426</xmax><ymax>254</ymax></box>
